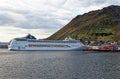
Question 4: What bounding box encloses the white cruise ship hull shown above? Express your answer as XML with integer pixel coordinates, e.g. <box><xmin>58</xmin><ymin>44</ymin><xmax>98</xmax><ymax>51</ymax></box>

<box><xmin>9</xmin><ymin>47</ymin><xmax>84</xmax><ymax>51</ymax></box>
<box><xmin>8</xmin><ymin>39</ymin><xmax>85</xmax><ymax>51</ymax></box>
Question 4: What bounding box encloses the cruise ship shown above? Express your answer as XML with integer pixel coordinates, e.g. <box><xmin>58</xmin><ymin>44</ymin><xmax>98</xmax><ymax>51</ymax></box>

<box><xmin>8</xmin><ymin>34</ymin><xmax>85</xmax><ymax>51</ymax></box>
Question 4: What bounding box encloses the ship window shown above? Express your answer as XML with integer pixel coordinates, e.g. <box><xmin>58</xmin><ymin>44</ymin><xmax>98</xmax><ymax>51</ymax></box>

<box><xmin>27</xmin><ymin>40</ymin><xmax>78</xmax><ymax>43</ymax></box>
<box><xmin>15</xmin><ymin>38</ymin><xmax>27</xmax><ymax>41</ymax></box>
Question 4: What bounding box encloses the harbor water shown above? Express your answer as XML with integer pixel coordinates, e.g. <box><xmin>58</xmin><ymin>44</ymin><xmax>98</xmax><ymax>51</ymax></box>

<box><xmin>0</xmin><ymin>49</ymin><xmax>120</xmax><ymax>79</ymax></box>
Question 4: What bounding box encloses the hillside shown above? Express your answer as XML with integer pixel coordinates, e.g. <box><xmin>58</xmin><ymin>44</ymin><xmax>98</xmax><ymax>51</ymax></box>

<box><xmin>48</xmin><ymin>5</ymin><xmax>120</xmax><ymax>41</ymax></box>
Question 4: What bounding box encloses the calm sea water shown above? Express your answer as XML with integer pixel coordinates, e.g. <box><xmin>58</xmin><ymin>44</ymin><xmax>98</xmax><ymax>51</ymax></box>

<box><xmin>0</xmin><ymin>49</ymin><xmax>120</xmax><ymax>79</ymax></box>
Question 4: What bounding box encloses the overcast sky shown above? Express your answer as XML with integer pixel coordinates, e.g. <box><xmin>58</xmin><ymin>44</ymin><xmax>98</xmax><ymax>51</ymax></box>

<box><xmin>0</xmin><ymin>0</ymin><xmax>120</xmax><ymax>42</ymax></box>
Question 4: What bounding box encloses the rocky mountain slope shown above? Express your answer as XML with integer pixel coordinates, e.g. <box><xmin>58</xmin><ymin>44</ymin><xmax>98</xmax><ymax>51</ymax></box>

<box><xmin>48</xmin><ymin>5</ymin><xmax>120</xmax><ymax>41</ymax></box>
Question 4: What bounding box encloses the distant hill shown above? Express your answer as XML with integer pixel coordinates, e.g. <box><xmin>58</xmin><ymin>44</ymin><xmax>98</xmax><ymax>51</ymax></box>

<box><xmin>0</xmin><ymin>42</ymin><xmax>8</xmax><ymax>48</ymax></box>
<box><xmin>47</xmin><ymin>5</ymin><xmax>120</xmax><ymax>41</ymax></box>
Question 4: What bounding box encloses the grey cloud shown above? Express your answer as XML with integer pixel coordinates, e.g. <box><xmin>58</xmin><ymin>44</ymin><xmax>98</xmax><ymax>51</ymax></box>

<box><xmin>19</xmin><ymin>11</ymin><xmax>62</xmax><ymax>29</ymax></box>
<box><xmin>0</xmin><ymin>14</ymin><xmax>16</xmax><ymax>26</ymax></box>
<box><xmin>72</xmin><ymin>0</ymin><xmax>119</xmax><ymax>7</ymax></box>
<box><xmin>94</xmin><ymin>0</ymin><xmax>107</xmax><ymax>5</ymax></box>
<box><xmin>0</xmin><ymin>9</ymin><xmax>63</xmax><ymax>30</ymax></box>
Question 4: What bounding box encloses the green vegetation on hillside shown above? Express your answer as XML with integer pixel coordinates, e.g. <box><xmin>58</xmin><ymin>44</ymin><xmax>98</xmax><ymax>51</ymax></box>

<box><xmin>48</xmin><ymin>5</ymin><xmax>120</xmax><ymax>41</ymax></box>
